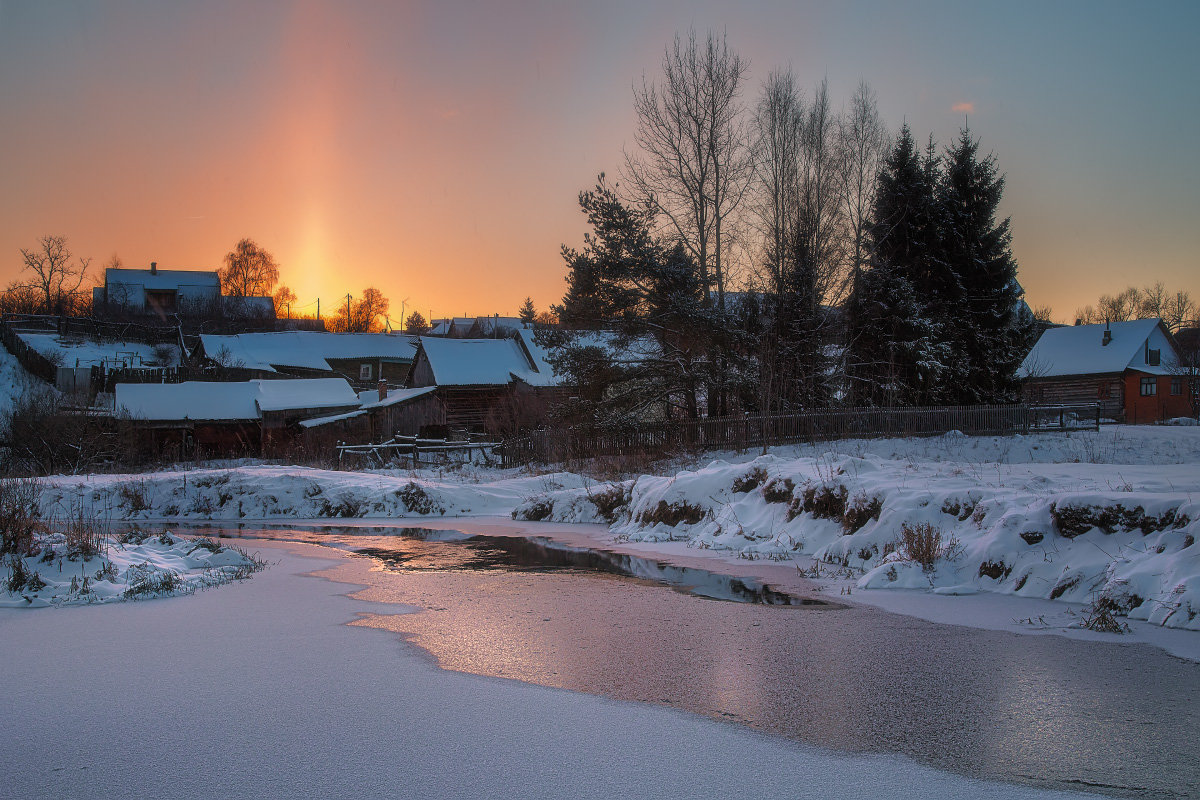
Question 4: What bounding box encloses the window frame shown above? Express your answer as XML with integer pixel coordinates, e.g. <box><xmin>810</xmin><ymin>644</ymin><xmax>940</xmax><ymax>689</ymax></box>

<box><xmin>1140</xmin><ymin>376</ymin><xmax>1157</xmax><ymax>397</ymax></box>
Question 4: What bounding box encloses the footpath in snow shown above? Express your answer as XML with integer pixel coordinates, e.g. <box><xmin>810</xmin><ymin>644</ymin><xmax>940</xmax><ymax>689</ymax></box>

<box><xmin>21</xmin><ymin>425</ymin><xmax>1200</xmax><ymax>639</ymax></box>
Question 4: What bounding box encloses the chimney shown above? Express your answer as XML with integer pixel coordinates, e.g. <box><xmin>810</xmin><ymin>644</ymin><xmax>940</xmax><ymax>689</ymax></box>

<box><xmin>150</xmin><ymin>261</ymin><xmax>157</xmax><ymax>275</ymax></box>
<box><xmin>378</xmin><ymin>379</ymin><xmax>387</xmax><ymax>402</ymax></box>
<box><xmin>1102</xmin><ymin>321</ymin><xmax>1112</xmax><ymax>346</ymax></box>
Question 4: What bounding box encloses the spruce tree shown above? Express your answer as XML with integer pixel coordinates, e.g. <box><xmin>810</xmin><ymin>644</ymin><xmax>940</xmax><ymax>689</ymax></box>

<box><xmin>846</xmin><ymin>125</ymin><xmax>951</xmax><ymax>405</ymax></box>
<box><xmin>518</xmin><ymin>297</ymin><xmax>537</xmax><ymax>324</ymax></box>
<box><xmin>939</xmin><ymin>126</ymin><xmax>1029</xmax><ymax>402</ymax></box>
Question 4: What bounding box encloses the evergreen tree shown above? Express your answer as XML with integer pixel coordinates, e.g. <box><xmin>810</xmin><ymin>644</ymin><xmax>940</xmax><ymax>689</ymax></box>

<box><xmin>846</xmin><ymin>125</ymin><xmax>952</xmax><ymax>405</ymax></box>
<box><xmin>547</xmin><ymin>176</ymin><xmax>720</xmax><ymax>422</ymax></box>
<box><xmin>939</xmin><ymin>126</ymin><xmax>1030</xmax><ymax>402</ymax></box>
<box><xmin>518</xmin><ymin>297</ymin><xmax>537</xmax><ymax>324</ymax></box>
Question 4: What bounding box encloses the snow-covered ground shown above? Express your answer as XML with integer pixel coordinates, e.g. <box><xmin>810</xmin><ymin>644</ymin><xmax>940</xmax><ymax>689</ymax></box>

<box><xmin>0</xmin><ymin>539</ymin><xmax>1100</xmax><ymax>800</ymax></box>
<box><xmin>0</xmin><ymin>527</ymin><xmax>266</xmax><ymax>608</ymax></box>
<box><xmin>19</xmin><ymin>425</ymin><xmax>1200</xmax><ymax>645</ymax></box>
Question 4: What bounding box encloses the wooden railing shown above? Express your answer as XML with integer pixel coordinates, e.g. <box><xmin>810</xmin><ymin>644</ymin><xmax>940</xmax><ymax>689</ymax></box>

<box><xmin>499</xmin><ymin>403</ymin><xmax>1101</xmax><ymax>466</ymax></box>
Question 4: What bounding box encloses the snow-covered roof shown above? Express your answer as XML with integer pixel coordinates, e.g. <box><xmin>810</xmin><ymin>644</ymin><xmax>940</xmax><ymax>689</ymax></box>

<box><xmin>18</xmin><ymin>332</ymin><xmax>180</xmax><ymax>369</ymax></box>
<box><xmin>105</xmin><ymin>267</ymin><xmax>219</xmax><ymax>291</ymax></box>
<box><xmin>359</xmin><ymin>385</ymin><xmax>437</xmax><ymax>409</ymax></box>
<box><xmin>115</xmin><ymin>378</ymin><xmax>359</xmax><ymax>422</ymax></box>
<box><xmin>417</xmin><ymin>337</ymin><xmax>537</xmax><ymax>386</ymax></box>
<box><xmin>199</xmin><ymin>332</ymin><xmax>418</xmax><ymax>373</ymax></box>
<box><xmin>1020</xmin><ymin>318</ymin><xmax>1179</xmax><ymax>379</ymax></box>
<box><xmin>301</xmin><ymin>387</ymin><xmax>438</xmax><ymax>428</ymax></box>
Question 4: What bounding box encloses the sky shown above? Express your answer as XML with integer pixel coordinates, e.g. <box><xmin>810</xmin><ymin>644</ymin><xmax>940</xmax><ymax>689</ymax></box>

<box><xmin>1</xmin><ymin>0</ymin><xmax>1197</xmax><ymax>325</ymax></box>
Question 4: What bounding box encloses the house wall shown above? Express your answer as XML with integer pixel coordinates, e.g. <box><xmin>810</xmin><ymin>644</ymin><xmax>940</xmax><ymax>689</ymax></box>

<box><xmin>407</xmin><ymin>354</ymin><xmax>437</xmax><ymax>388</ymax></box>
<box><xmin>1123</xmin><ymin>372</ymin><xmax>1193</xmax><ymax>424</ymax></box>
<box><xmin>325</xmin><ymin>357</ymin><xmax>412</xmax><ymax>387</ymax></box>
<box><xmin>1022</xmin><ymin>375</ymin><xmax>1124</xmax><ymax>419</ymax></box>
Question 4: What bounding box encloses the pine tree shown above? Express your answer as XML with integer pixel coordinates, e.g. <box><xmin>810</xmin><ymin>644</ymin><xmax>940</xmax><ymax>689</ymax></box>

<box><xmin>548</xmin><ymin>176</ymin><xmax>719</xmax><ymax>422</ymax></box>
<box><xmin>518</xmin><ymin>297</ymin><xmax>537</xmax><ymax>324</ymax></box>
<box><xmin>939</xmin><ymin>126</ymin><xmax>1030</xmax><ymax>402</ymax></box>
<box><xmin>846</xmin><ymin>125</ymin><xmax>952</xmax><ymax>405</ymax></box>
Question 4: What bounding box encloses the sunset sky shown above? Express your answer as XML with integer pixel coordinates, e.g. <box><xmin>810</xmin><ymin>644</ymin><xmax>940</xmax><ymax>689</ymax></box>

<box><xmin>1</xmin><ymin>1</ymin><xmax>1197</xmax><ymax>325</ymax></box>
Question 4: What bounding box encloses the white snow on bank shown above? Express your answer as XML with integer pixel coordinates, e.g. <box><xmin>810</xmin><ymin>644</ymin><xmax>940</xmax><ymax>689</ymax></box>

<box><xmin>1</xmin><ymin>529</ymin><xmax>266</xmax><ymax>608</ymax></box>
<box><xmin>0</xmin><ymin>342</ymin><xmax>54</xmax><ymax>421</ymax></box>
<box><xmin>0</xmin><ymin>540</ymin><xmax>1099</xmax><ymax>800</ymax></box>
<box><xmin>512</xmin><ymin>426</ymin><xmax>1200</xmax><ymax>632</ymax></box>
<box><xmin>23</xmin><ymin>425</ymin><xmax>1200</xmax><ymax>643</ymax></box>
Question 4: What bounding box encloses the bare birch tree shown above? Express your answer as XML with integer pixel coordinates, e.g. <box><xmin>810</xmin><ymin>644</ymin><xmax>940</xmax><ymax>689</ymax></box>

<box><xmin>795</xmin><ymin>78</ymin><xmax>849</xmax><ymax>305</ymax></box>
<box><xmin>838</xmin><ymin>80</ymin><xmax>889</xmax><ymax>292</ymax></box>
<box><xmin>749</xmin><ymin>67</ymin><xmax>804</xmax><ymax>293</ymax></box>
<box><xmin>623</xmin><ymin>29</ymin><xmax>750</xmax><ymax>309</ymax></box>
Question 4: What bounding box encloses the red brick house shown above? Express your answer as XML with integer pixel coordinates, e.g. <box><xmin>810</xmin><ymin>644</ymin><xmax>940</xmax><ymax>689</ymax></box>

<box><xmin>1019</xmin><ymin>318</ymin><xmax>1194</xmax><ymax>423</ymax></box>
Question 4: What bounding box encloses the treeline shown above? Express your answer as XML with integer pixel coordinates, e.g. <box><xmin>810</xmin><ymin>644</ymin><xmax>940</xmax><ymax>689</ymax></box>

<box><xmin>546</xmin><ymin>30</ymin><xmax>1032</xmax><ymax>423</ymax></box>
<box><xmin>2</xmin><ymin>236</ymin><xmax>400</xmax><ymax>333</ymax></box>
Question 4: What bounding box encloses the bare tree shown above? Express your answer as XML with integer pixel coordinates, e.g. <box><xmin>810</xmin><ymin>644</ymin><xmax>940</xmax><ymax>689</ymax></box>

<box><xmin>749</xmin><ymin>67</ymin><xmax>804</xmax><ymax>293</ymax></box>
<box><xmin>1162</xmin><ymin>289</ymin><xmax>1197</xmax><ymax>332</ymax></box>
<box><xmin>333</xmin><ymin>287</ymin><xmax>390</xmax><ymax>332</ymax></box>
<box><xmin>16</xmin><ymin>235</ymin><xmax>91</xmax><ymax>314</ymax></box>
<box><xmin>219</xmin><ymin>238</ymin><xmax>279</xmax><ymax>297</ymax></box>
<box><xmin>796</xmin><ymin>78</ymin><xmax>849</xmax><ymax>304</ymax></box>
<box><xmin>623</xmin><ymin>29</ymin><xmax>751</xmax><ymax>309</ymax></box>
<box><xmin>838</xmin><ymin>80</ymin><xmax>889</xmax><ymax>292</ymax></box>
<box><xmin>273</xmin><ymin>285</ymin><xmax>297</xmax><ymax>318</ymax></box>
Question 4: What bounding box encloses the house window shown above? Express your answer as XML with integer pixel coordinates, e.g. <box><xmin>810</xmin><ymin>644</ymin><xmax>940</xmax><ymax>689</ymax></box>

<box><xmin>1171</xmin><ymin>378</ymin><xmax>1183</xmax><ymax>396</ymax></box>
<box><xmin>359</xmin><ymin>364</ymin><xmax>372</xmax><ymax>381</ymax></box>
<box><xmin>1147</xmin><ymin>348</ymin><xmax>1161</xmax><ymax>367</ymax></box>
<box><xmin>1140</xmin><ymin>377</ymin><xmax>1157</xmax><ymax>396</ymax></box>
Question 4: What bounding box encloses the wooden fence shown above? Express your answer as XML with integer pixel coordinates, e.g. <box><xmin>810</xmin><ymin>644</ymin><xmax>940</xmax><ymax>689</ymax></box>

<box><xmin>499</xmin><ymin>403</ymin><xmax>1101</xmax><ymax>467</ymax></box>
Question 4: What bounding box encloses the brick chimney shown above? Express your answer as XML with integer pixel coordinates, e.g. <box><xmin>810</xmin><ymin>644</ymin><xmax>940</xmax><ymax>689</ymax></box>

<box><xmin>378</xmin><ymin>379</ymin><xmax>387</xmax><ymax>402</ymax></box>
<box><xmin>150</xmin><ymin>261</ymin><xmax>157</xmax><ymax>275</ymax></box>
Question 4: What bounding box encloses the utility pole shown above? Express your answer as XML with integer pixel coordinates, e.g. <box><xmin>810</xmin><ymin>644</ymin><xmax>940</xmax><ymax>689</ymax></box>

<box><xmin>346</xmin><ymin>293</ymin><xmax>352</xmax><ymax>331</ymax></box>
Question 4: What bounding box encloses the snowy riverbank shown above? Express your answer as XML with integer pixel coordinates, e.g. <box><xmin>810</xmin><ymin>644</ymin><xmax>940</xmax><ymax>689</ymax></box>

<box><xmin>20</xmin><ymin>425</ymin><xmax>1200</xmax><ymax>635</ymax></box>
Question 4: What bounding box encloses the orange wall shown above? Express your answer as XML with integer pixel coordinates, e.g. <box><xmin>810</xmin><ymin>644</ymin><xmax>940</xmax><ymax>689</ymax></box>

<box><xmin>1123</xmin><ymin>373</ymin><xmax>1193</xmax><ymax>424</ymax></box>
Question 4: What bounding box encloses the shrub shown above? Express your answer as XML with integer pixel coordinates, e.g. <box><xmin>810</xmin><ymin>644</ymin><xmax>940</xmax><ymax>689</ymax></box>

<box><xmin>0</xmin><ymin>477</ymin><xmax>42</xmax><ymax>555</ymax></box>
<box><xmin>116</xmin><ymin>481</ymin><xmax>151</xmax><ymax>514</ymax></box>
<box><xmin>899</xmin><ymin>522</ymin><xmax>943</xmax><ymax>572</ymax></box>
<box><xmin>638</xmin><ymin>500</ymin><xmax>706</xmax><ymax>527</ymax></box>
<box><xmin>63</xmin><ymin>509</ymin><xmax>104</xmax><ymax>560</ymax></box>
<box><xmin>731</xmin><ymin>467</ymin><xmax>768</xmax><ymax>494</ymax></box>
<box><xmin>978</xmin><ymin>560</ymin><xmax>1012</xmax><ymax>580</ymax></box>
<box><xmin>123</xmin><ymin>563</ymin><xmax>183</xmax><ymax>599</ymax></box>
<box><xmin>1079</xmin><ymin>600</ymin><xmax>1130</xmax><ymax>634</ymax></box>
<box><xmin>842</xmin><ymin>494</ymin><xmax>882</xmax><ymax>534</ymax></box>
<box><xmin>187</xmin><ymin>537</ymin><xmax>222</xmax><ymax>555</ymax></box>
<box><xmin>5</xmin><ymin>556</ymin><xmax>45</xmax><ymax>593</ymax></box>
<box><xmin>787</xmin><ymin>483</ymin><xmax>847</xmax><ymax>522</ymax></box>
<box><xmin>941</xmin><ymin>497</ymin><xmax>977</xmax><ymax>521</ymax></box>
<box><xmin>761</xmin><ymin>478</ymin><xmax>794</xmax><ymax>504</ymax></box>
<box><xmin>516</xmin><ymin>497</ymin><xmax>554</xmax><ymax>521</ymax></box>
<box><xmin>396</xmin><ymin>483</ymin><xmax>444</xmax><ymax>515</ymax></box>
<box><xmin>319</xmin><ymin>494</ymin><xmax>365</xmax><ymax>518</ymax></box>
<box><xmin>1019</xmin><ymin>531</ymin><xmax>1044</xmax><ymax>545</ymax></box>
<box><xmin>588</xmin><ymin>483</ymin><xmax>630</xmax><ymax>523</ymax></box>
<box><xmin>1050</xmin><ymin>502</ymin><xmax>1188</xmax><ymax>538</ymax></box>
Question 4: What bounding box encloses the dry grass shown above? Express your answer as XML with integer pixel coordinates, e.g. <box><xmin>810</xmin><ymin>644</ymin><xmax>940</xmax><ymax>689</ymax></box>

<box><xmin>0</xmin><ymin>478</ymin><xmax>43</xmax><ymax>555</ymax></box>
<box><xmin>899</xmin><ymin>522</ymin><xmax>943</xmax><ymax>571</ymax></box>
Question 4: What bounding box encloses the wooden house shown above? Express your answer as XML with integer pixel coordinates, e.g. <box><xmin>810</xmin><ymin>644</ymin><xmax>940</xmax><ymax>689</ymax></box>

<box><xmin>195</xmin><ymin>331</ymin><xmax>418</xmax><ymax>388</ymax></box>
<box><xmin>1019</xmin><ymin>319</ymin><xmax>1194</xmax><ymax>423</ymax></box>
<box><xmin>115</xmin><ymin>378</ymin><xmax>360</xmax><ymax>458</ymax></box>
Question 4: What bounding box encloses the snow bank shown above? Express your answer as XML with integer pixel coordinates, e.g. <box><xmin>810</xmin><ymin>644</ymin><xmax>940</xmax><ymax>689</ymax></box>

<box><xmin>36</xmin><ymin>465</ymin><xmax>588</xmax><ymax>522</ymax></box>
<box><xmin>512</xmin><ymin>427</ymin><xmax>1200</xmax><ymax>631</ymax></box>
<box><xmin>1</xmin><ymin>528</ymin><xmax>266</xmax><ymax>608</ymax></box>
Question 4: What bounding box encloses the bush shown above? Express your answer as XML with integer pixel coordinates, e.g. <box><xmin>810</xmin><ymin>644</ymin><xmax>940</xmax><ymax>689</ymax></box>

<box><xmin>842</xmin><ymin>494</ymin><xmax>882</xmax><ymax>534</ymax></box>
<box><xmin>978</xmin><ymin>560</ymin><xmax>1011</xmax><ymax>580</ymax></box>
<box><xmin>63</xmin><ymin>508</ymin><xmax>104</xmax><ymax>560</ymax></box>
<box><xmin>116</xmin><ymin>481</ymin><xmax>151</xmax><ymax>514</ymax></box>
<box><xmin>123</xmin><ymin>563</ymin><xmax>183</xmax><ymax>599</ymax></box>
<box><xmin>1050</xmin><ymin>502</ymin><xmax>1188</xmax><ymax>538</ymax></box>
<box><xmin>899</xmin><ymin>522</ymin><xmax>943</xmax><ymax>572</ymax></box>
<box><xmin>5</xmin><ymin>556</ymin><xmax>45</xmax><ymax>593</ymax></box>
<box><xmin>731</xmin><ymin>467</ymin><xmax>768</xmax><ymax>494</ymax></box>
<box><xmin>516</xmin><ymin>497</ymin><xmax>554</xmax><ymax>521</ymax></box>
<box><xmin>396</xmin><ymin>483</ymin><xmax>445</xmax><ymax>515</ymax></box>
<box><xmin>588</xmin><ymin>483</ymin><xmax>629</xmax><ymax>523</ymax></box>
<box><xmin>0</xmin><ymin>477</ymin><xmax>42</xmax><ymax>555</ymax></box>
<box><xmin>638</xmin><ymin>500</ymin><xmax>706</xmax><ymax>527</ymax></box>
<box><xmin>761</xmin><ymin>478</ymin><xmax>794</xmax><ymax>504</ymax></box>
<box><xmin>787</xmin><ymin>483</ymin><xmax>847</xmax><ymax>522</ymax></box>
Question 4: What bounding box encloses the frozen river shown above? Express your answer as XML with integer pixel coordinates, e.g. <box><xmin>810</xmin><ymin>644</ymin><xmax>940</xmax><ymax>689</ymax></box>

<box><xmin>179</xmin><ymin>520</ymin><xmax>1200</xmax><ymax>799</ymax></box>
